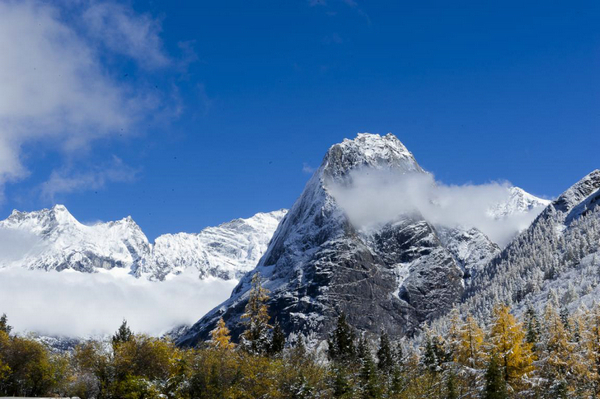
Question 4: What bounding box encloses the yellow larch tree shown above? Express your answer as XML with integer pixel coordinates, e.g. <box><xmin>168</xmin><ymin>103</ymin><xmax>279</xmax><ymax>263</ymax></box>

<box><xmin>210</xmin><ymin>317</ymin><xmax>235</xmax><ymax>350</ymax></box>
<box><xmin>488</xmin><ymin>304</ymin><xmax>535</xmax><ymax>391</ymax></box>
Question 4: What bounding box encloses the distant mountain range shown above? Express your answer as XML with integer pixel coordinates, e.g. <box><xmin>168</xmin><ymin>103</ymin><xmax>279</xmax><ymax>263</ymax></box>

<box><xmin>0</xmin><ymin>205</ymin><xmax>286</xmax><ymax>281</ymax></box>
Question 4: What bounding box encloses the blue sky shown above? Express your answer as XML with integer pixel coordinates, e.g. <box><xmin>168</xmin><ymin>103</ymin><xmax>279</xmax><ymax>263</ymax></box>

<box><xmin>0</xmin><ymin>0</ymin><xmax>598</xmax><ymax>240</ymax></box>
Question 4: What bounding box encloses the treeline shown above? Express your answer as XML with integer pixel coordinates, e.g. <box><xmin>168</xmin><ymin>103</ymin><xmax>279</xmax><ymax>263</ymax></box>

<box><xmin>3</xmin><ymin>275</ymin><xmax>600</xmax><ymax>398</ymax></box>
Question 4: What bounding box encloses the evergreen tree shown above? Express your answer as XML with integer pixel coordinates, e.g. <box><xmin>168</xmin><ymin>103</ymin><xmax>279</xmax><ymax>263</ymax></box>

<box><xmin>376</xmin><ymin>331</ymin><xmax>393</xmax><ymax>373</ymax></box>
<box><xmin>209</xmin><ymin>317</ymin><xmax>235</xmax><ymax>350</ymax></box>
<box><xmin>524</xmin><ymin>305</ymin><xmax>541</xmax><ymax>346</ymax></box>
<box><xmin>357</xmin><ymin>335</ymin><xmax>381</xmax><ymax>399</ymax></box>
<box><xmin>0</xmin><ymin>314</ymin><xmax>11</xmax><ymax>335</ymax></box>
<box><xmin>112</xmin><ymin>319</ymin><xmax>132</xmax><ymax>346</ymax></box>
<box><xmin>484</xmin><ymin>354</ymin><xmax>508</xmax><ymax>399</ymax></box>
<box><xmin>446</xmin><ymin>371</ymin><xmax>458</xmax><ymax>399</ymax></box>
<box><xmin>269</xmin><ymin>321</ymin><xmax>285</xmax><ymax>355</ymax></box>
<box><xmin>327</xmin><ymin>312</ymin><xmax>356</xmax><ymax>363</ymax></box>
<box><xmin>240</xmin><ymin>273</ymin><xmax>272</xmax><ymax>355</ymax></box>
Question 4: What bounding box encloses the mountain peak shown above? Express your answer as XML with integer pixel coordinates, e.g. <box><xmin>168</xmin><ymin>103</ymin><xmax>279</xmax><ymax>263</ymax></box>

<box><xmin>323</xmin><ymin>133</ymin><xmax>423</xmax><ymax>180</ymax></box>
<box><xmin>554</xmin><ymin>169</ymin><xmax>600</xmax><ymax>214</ymax></box>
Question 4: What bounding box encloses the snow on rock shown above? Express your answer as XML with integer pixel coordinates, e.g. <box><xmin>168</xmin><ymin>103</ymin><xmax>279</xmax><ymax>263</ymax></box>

<box><xmin>0</xmin><ymin>205</ymin><xmax>149</xmax><ymax>273</ymax></box>
<box><xmin>487</xmin><ymin>187</ymin><xmax>550</xmax><ymax>219</ymax></box>
<box><xmin>0</xmin><ymin>206</ymin><xmax>287</xmax><ymax>282</ymax></box>
<box><xmin>139</xmin><ymin>210</ymin><xmax>288</xmax><ymax>281</ymax></box>
<box><xmin>179</xmin><ymin>133</ymin><xmax>474</xmax><ymax>345</ymax></box>
<box><xmin>460</xmin><ymin>169</ymin><xmax>600</xmax><ymax>321</ymax></box>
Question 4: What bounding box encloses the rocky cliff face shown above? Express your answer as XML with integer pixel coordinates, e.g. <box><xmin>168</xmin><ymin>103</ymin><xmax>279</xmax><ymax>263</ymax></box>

<box><xmin>179</xmin><ymin>133</ymin><xmax>545</xmax><ymax>346</ymax></box>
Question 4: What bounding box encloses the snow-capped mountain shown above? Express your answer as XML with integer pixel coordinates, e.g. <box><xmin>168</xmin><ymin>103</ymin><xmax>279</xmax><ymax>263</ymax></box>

<box><xmin>178</xmin><ymin>133</ymin><xmax>549</xmax><ymax>345</ymax></box>
<box><xmin>462</xmin><ymin>169</ymin><xmax>600</xmax><ymax>320</ymax></box>
<box><xmin>0</xmin><ymin>205</ymin><xmax>149</xmax><ymax>273</ymax></box>
<box><xmin>139</xmin><ymin>210</ymin><xmax>287</xmax><ymax>281</ymax></box>
<box><xmin>0</xmin><ymin>205</ymin><xmax>287</xmax><ymax>282</ymax></box>
<box><xmin>487</xmin><ymin>187</ymin><xmax>550</xmax><ymax>219</ymax></box>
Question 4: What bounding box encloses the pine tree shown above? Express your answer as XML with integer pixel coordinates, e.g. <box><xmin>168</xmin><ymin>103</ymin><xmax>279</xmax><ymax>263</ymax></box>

<box><xmin>112</xmin><ymin>319</ymin><xmax>132</xmax><ymax>347</ymax></box>
<box><xmin>446</xmin><ymin>371</ymin><xmax>458</xmax><ymax>399</ymax></box>
<box><xmin>0</xmin><ymin>314</ymin><xmax>11</xmax><ymax>335</ymax></box>
<box><xmin>209</xmin><ymin>317</ymin><xmax>235</xmax><ymax>350</ymax></box>
<box><xmin>524</xmin><ymin>305</ymin><xmax>541</xmax><ymax>347</ymax></box>
<box><xmin>240</xmin><ymin>273</ymin><xmax>272</xmax><ymax>355</ymax></box>
<box><xmin>327</xmin><ymin>312</ymin><xmax>356</xmax><ymax>364</ymax></box>
<box><xmin>357</xmin><ymin>335</ymin><xmax>381</xmax><ymax>399</ymax></box>
<box><xmin>269</xmin><ymin>321</ymin><xmax>285</xmax><ymax>355</ymax></box>
<box><xmin>484</xmin><ymin>354</ymin><xmax>508</xmax><ymax>399</ymax></box>
<box><xmin>376</xmin><ymin>331</ymin><xmax>393</xmax><ymax>373</ymax></box>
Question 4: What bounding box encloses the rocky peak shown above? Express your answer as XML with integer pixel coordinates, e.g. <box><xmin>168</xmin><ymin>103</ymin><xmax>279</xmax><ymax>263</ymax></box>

<box><xmin>322</xmin><ymin>133</ymin><xmax>423</xmax><ymax>181</ymax></box>
<box><xmin>553</xmin><ymin>170</ymin><xmax>600</xmax><ymax>214</ymax></box>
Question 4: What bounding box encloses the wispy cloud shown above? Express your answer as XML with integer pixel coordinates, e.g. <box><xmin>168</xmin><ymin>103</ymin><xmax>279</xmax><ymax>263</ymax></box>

<box><xmin>323</xmin><ymin>32</ymin><xmax>344</xmax><ymax>45</ymax></box>
<box><xmin>302</xmin><ymin>163</ymin><xmax>316</xmax><ymax>174</ymax></box>
<box><xmin>0</xmin><ymin>0</ymin><xmax>186</xmax><ymax>202</ymax></box>
<box><xmin>41</xmin><ymin>157</ymin><xmax>139</xmax><ymax>200</ymax></box>
<box><xmin>307</xmin><ymin>0</ymin><xmax>370</xmax><ymax>24</ymax></box>
<box><xmin>327</xmin><ymin>169</ymin><xmax>546</xmax><ymax>246</ymax></box>
<box><xmin>81</xmin><ymin>1</ymin><xmax>170</xmax><ymax>70</ymax></box>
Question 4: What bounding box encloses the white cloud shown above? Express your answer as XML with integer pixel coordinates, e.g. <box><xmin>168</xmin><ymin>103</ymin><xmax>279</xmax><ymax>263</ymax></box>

<box><xmin>0</xmin><ymin>267</ymin><xmax>237</xmax><ymax>337</ymax></box>
<box><xmin>0</xmin><ymin>228</ymin><xmax>42</xmax><ymax>263</ymax></box>
<box><xmin>0</xmin><ymin>0</ymin><xmax>174</xmax><ymax>200</ymax></box>
<box><xmin>82</xmin><ymin>1</ymin><xmax>170</xmax><ymax>69</ymax></box>
<box><xmin>327</xmin><ymin>169</ymin><xmax>546</xmax><ymax>246</ymax></box>
<box><xmin>302</xmin><ymin>163</ymin><xmax>316</xmax><ymax>174</ymax></box>
<box><xmin>41</xmin><ymin>156</ymin><xmax>139</xmax><ymax>200</ymax></box>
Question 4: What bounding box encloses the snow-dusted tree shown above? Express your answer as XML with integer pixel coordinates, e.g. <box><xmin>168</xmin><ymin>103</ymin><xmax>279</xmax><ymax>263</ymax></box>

<box><xmin>536</xmin><ymin>303</ymin><xmax>581</xmax><ymax>397</ymax></box>
<box><xmin>210</xmin><ymin>317</ymin><xmax>235</xmax><ymax>350</ymax></box>
<box><xmin>376</xmin><ymin>331</ymin><xmax>393</xmax><ymax>373</ymax></box>
<box><xmin>524</xmin><ymin>305</ymin><xmax>541</xmax><ymax>347</ymax></box>
<box><xmin>240</xmin><ymin>273</ymin><xmax>272</xmax><ymax>355</ymax></box>
<box><xmin>327</xmin><ymin>312</ymin><xmax>356</xmax><ymax>364</ymax></box>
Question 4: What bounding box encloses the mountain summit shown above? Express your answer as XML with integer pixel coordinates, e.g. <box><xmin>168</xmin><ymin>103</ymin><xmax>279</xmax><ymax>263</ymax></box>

<box><xmin>178</xmin><ymin>133</ymin><xmax>548</xmax><ymax>345</ymax></box>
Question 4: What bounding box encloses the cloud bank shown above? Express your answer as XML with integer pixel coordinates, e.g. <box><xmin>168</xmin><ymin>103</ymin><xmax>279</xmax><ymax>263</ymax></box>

<box><xmin>327</xmin><ymin>170</ymin><xmax>546</xmax><ymax>246</ymax></box>
<box><xmin>0</xmin><ymin>267</ymin><xmax>236</xmax><ymax>338</ymax></box>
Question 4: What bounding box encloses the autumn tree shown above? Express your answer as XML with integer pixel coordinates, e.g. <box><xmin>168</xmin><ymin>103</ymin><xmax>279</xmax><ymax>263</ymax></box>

<box><xmin>488</xmin><ymin>304</ymin><xmax>535</xmax><ymax>392</ymax></box>
<box><xmin>210</xmin><ymin>317</ymin><xmax>235</xmax><ymax>350</ymax></box>
<box><xmin>240</xmin><ymin>273</ymin><xmax>272</xmax><ymax>355</ymax></box>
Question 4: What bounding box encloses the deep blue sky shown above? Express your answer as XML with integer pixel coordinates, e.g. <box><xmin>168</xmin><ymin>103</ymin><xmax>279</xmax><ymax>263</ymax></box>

<box><xmin>1</xmin><ymin>0</ymin><xmax>598</xmax><ymax>240</ymax></box>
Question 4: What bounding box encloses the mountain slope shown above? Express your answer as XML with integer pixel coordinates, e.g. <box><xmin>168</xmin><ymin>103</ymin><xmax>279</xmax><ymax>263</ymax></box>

<box><xmin>179</xmin><ymin>133</ymin><xmax>547</xmax><ymax>346</ymax></box>
<box><xmin>139</xmin><ymin>210</ymin><xmax>287</xmax><ymax>280</ymax></box>
<box><xmin>0</xmin><ymin>206</ymin><xmax>287</xmax><ymax>282</ymax></box>
<box><xmin>462</xmin><ymin>170</ymin><xmax>600</xmax><ymax>319</ymax></box>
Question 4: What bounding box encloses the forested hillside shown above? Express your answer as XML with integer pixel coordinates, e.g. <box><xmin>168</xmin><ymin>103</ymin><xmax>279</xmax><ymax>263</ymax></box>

<box><xmin>3</xmin><ymin>276</ymin><xmax>600</xmax><ymax>398</ymax></box>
